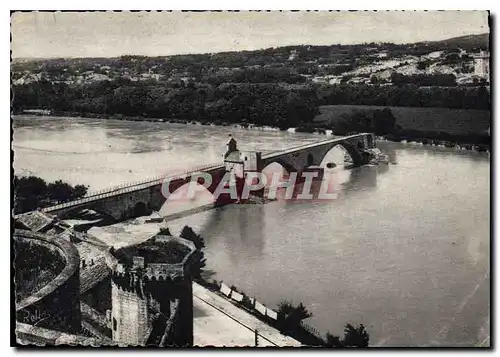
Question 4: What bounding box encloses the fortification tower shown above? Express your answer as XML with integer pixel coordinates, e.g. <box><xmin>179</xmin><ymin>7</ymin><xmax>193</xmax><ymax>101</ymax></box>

<box><xmin>110</xmin><ymin>231</ymin><xmax>198</xmax><ymax>346</ymax></box>
<box><xmin>473</xmin><ymin>50</ymin><xmax>490</xmax><ymax>81</ymax></box>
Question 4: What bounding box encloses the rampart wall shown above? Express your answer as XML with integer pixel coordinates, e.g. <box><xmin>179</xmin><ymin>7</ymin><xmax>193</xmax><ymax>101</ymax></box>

<box><xmin>14</xmin><ymin>229</ymin><xmax>81</xmax><ymax>334</ymax></box>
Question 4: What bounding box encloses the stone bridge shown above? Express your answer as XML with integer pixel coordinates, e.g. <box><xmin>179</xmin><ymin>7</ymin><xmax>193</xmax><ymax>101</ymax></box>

<box><xmin>30</xmin><ymin>133</ymin><xmax>375</xmax><ymax>222</ymax></box>
<box><xmin>259</xmin><ymin>132</ymin><xmax>375</xmax><ymax>173</ymax></box>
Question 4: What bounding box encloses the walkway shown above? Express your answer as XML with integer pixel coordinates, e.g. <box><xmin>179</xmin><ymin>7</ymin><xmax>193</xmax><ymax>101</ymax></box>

<box><xmin>192</xmin><ymin>282</ymin><xmax>302</xmax><ymax>347</ymax></box>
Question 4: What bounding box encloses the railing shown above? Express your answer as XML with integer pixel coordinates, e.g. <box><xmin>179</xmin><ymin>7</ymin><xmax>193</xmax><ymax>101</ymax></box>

<box><xmin>41</xmin><ymin>162</ymin><xmax>224</xmax><ymax>212</ymax></box>
<box><xmin>299</xmin><ymin>321</ymin><xmax>324</xmax><ymax>340</ymax></box>
<box><xmin>84</xmin><ymin>162</ymin><xmax>223</xmax><ymax>198</ymax></box>
<box><xmin>262</xmin><ymin>133</ymin><xmax>371</xmax><ymax>159</ymax></box>
<box><xmin>39</xmin><ymin>133</ymin><xmax>371</xmax><ymax>213</ymax></box>
<box><xmin>193</xmin><ymin>293</ymin><xmax>280</xmax><ymax>347</ymax></box>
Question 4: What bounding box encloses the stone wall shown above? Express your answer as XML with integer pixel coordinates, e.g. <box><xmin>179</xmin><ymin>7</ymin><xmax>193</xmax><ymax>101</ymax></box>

<box><xmin>111</xmin><ymin>282</ymin><xmax>154</xmax><ymax>345</ymax></box>
<box><xmin>52</xmin><ymin>184</ymin><xmax>163</xmax><ymax>221</ymax></box>
<box><xmin>169</xmin><ymin>279</ymin><xmax>193</xmax><ymax>346</ymax></box>
<box><xmin>15</xmin><ymin>322</ymin><xmax>111</xmax><ymax>346</ymax></box>
<box><xmin>14</xmin><ymin>230</ymin><xmax>81</xmax><ymax>335</ymax></box>
<box><xmin>80</xmin><ymin>276</ymin><xmax>111</xmax><ymax>314</ymax></box>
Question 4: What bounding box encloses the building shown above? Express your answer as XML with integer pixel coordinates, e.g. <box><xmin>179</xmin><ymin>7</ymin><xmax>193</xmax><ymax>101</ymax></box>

<box><xmin>110</xmin><ymin>231</ymin><xmax>198</xmax><ymax>346</ymax></box>
<box><xmin>288</xmin><ymin>49</ymin><xmax>299</xmax><ymax>61</ymax></box>
<box><xmin>473</xmin><ymin>50</ymin><xmax>490</xmax><ymax>80</ymax></box>
<box><xmin>223</xmin><ymin>136</ymin><xmax>263</xmax><ymax>176</ymax></box>
<box><xmin>222</xmin><ymin>137</ymin><xmax>265</xmax><ymax>200</ymax></box>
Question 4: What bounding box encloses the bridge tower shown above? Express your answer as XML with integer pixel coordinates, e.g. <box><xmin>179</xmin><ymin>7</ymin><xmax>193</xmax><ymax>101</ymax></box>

<box><xmin>223</xmin><ymin>135</ymin><xmax>243</xmax><ymax>175</ymax></box>
<box><xmin>223</xmin><ymin>136</ymin><xmax>266</xmax><ymax>200</ymax></box>
<box><xmin>242</xmin><ymin>151</ymin><xmax>265</xmax><ymax>198</ymax></box>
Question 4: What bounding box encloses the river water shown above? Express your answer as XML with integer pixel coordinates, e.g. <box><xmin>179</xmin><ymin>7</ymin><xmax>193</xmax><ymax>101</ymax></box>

<box><xmin>13</xmin><ymin>115</ymin><xmax>490</xmax><ymax>347</ymax></box>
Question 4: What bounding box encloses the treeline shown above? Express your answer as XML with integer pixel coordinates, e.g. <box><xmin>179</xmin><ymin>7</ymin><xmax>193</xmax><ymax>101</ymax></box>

<box><xmin>13</xmin><ymin>175</ymin><xmax>88</xmax><ymax>214</ymax></box>
<box><xmin>330</xmin><ymin>108</ymin><xmax>397</xmax><ymax>136</ymax></box>
<box><xmin>330</xmin><ymin>109</ymin><xmax>490</xmax><ymax>147</ymax></box>
<box><xmin>203</xmin><ymin>67</ymin><xmax>307</xmax><ymax>85</ymax></box>
<box><xmin>12</xmin><ymin>79</ymin><xmax>320</xmax><ymax>128</ymax></box>
<box><xmin>317</xmin><ymin>84</ymin><xmax>490</xmax><ymax>110</ymax></box>
<box><xmin>390</xmin><ymin>73</ymin><xmax>457</xmax><ymax>87</ymax></box>
<box><xmin>13</xmin><ymin>78</ymin><xmax>490</xmax><ymax>124</ymax></box>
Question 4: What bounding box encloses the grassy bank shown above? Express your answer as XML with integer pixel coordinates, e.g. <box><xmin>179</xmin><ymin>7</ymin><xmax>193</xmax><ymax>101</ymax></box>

<box><xmin>313</xmin><ymin>105</ymin><xmax>490</xmax><ymax>150</ymax></box>
<box><xmin>315</xmin><ymin>105</ymin><xmax>490</xmax><ymax>136</ymax></box>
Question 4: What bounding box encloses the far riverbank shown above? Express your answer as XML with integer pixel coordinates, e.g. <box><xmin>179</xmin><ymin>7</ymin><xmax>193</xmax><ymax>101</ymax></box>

<box><xmin>14</xmin><ymin>107</ymin><xmax>490</xmax><ymax>152</ymax></box>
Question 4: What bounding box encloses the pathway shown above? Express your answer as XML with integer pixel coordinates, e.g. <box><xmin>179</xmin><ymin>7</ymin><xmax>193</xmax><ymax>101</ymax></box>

<box><xmin>192</xmin><ymin>282</ymin><xmax>302</xmax><ymax>347</ymax></box>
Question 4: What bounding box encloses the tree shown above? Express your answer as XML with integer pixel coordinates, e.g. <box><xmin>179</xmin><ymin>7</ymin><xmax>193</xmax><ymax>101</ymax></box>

<box><xmin>325</xmin><ymin>333</ymin><xmax>343</xmax><ymax>347</ymax></box>
<box><xmin>417</xmin><ymin>61</ymin><xmax>428</xmax><ymax>70</ymax></box>
<box><xmin>13</xmin><ymin>175</ymin><xmax>88</xmax><ymax>213</ymax></box>
<box><xmin>180</xmin><ymin>225</ymin><xmax>205</xmax><ymax>250</ymax></box>
<box><xmin>372</xmin><ymin>108</ymin><xmax>397</xmax><ymax>135</ymax></box>
<box><xmin>158</xmin><ymin>227</ymin><xmax>171</xmax><ymax>236</ymax></box>
<box><xmin>14</xmin><ymin>176</ymin><xmax>47</xmax><ymax>198</ymax></box>
<box><xmin>14</xmin><ymin>176</ymin><xmax>48</xmax><ymax>213</ymax></box>
<box><xmin>325</xmin><ymin>323</ymin><xmax>370</xmax><ymax>348</ymax></box>
<box><xmin>71</xmin><ymin>184</ymin><xmax>89</xmax><ymax>200</ymax></box>
<box><xmin>277</xmin><ymin>300</ymin><xmax>313</xmax><ymax>331</ymax></box>
<box><xmin>180</xmin><ymin>226</ymin><xmax>206</xmax><ymax>279</ymax></box>
<box><xmin>47</xmin><ymin>180</ymin><xmax>74</xmax><ymax>202</ymax></box>
<box><xmin>342</xmin><ymin>323</ymin><xmax>370</xmax><ymax>347</ymax></box>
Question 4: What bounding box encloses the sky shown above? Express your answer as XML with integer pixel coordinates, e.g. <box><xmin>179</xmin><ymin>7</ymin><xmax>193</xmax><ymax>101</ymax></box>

<box><xmin>11</xmin><ymin>11</ymin><xmax>490</xmax><ymax>58</ymax></box>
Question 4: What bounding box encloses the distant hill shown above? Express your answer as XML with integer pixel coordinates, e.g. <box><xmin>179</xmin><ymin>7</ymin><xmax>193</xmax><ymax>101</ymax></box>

<box><xmin>421</xmin><ymin>33</ymin><xmax>489</xmax><ymax>51</ymax></box>
<box><xmin>12</xmin><ymin>32</ymin><xmax>490</xmax><ymax>65</ymax></box>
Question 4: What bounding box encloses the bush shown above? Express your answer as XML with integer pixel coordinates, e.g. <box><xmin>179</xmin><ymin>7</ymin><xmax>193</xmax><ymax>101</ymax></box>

<box><xmin>325</xmin><ymin>323</ymin><xmax>370</xmax><ymax>348</ymax></box>
<box><xmin>331</xmin><ymin>108</ymin><xmax>397</xmax><ymax>136</ymax></box>
<box><xmin>277</xmin><ymin>300</ymin><xmax>313</xmax><ymax>331</ymax></box>
<box><xmin>14</xmin><ymin>175</ymin><xmax>88</xmax><ymax>213</ymax></box>
<box><xmin>179</xmin><ymin>225</ymin><xmax>206</xmax><ymax>279</ymax></box>
<box><xmin>295</xmin><ymin>126</ymin><xmax>316</xmax><ymax>133</ymax></box>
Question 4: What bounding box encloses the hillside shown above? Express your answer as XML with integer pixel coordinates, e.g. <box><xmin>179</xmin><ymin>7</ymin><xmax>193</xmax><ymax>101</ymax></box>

<box><xmin>10</xmin><ymin>31</ymin><xmax>490</xmax><ymax>145</ymax></box>
<box><xmin>424</xmin><ymin>33</ymin><xmax>489</xmax><ymax>51</ymax></box>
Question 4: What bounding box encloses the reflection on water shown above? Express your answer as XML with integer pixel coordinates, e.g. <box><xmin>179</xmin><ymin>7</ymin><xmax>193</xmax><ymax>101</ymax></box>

<box><xmin>204</xmin><ymin>204</ymin><xmax>266</xmax><ymax>265</ymax></box>
<box><xmin>342</xmin><ymin>165</ymin><xmax>378</xmax><ymax>192</ymax></box>
<box><xmin>13</xmin><ymin>116</ymin><xmax>490</xmax><ymax>347</ymax></box>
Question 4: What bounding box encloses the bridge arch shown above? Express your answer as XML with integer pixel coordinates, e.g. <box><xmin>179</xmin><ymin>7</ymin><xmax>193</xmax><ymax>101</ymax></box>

<box><xmin>307</xmin><ymin>153</ymin><xmax>314</xmax><ymax>166</ymax></box>
<box><xmin>262</xmin><ymin>159</ymin><xmax>300</xmax><ymax>176</ymax></box>
<box><xmin>133</xmin><ymin>201</ymin><xmax>149</xmax><ymax>217</ymax></box>
<box><xmin>159</xmin><ymin>182</ymin><xmax>215</xmax><ymax>218</ymax></box>
<box><xmin>319</xmin><ymin>142</ymin><xmax>364</xmax><ymax>168</ymax></box>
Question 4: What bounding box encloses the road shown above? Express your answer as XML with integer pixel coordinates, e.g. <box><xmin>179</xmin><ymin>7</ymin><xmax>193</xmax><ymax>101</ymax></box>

<box><xmin>192</xmin><ymin>282</ymin><xmax>302</xmax><ymax>347</ymax></box>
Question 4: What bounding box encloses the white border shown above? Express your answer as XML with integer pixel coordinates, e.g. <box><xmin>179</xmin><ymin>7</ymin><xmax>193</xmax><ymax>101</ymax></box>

<box><xmin>3</xmin><ymin>1</ymin><xmax>499</xmax><ymax>10</ymax></box>
<box><xmin>2</xmin><ymin>3</ymin><xmax>497</xmax><ymax>357</ymax></box>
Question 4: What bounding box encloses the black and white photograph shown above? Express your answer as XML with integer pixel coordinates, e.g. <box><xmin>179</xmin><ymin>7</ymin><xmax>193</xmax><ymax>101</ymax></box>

<box><xmin>10</xmin><ymin>10</ymin><xmax>491</xmax><ymax>348</ymax></box>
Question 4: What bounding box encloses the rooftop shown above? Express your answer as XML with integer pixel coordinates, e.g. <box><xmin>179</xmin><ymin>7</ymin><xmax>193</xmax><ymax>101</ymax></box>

<box><xmin>15</xmin><ymin>211</ymin><xmax>55</xmax><ymax>232</ymax></box>
<box><xmin>113</xmin><ymin>233</ymin><xmax>195</xmax><ymax>266</ymax></box>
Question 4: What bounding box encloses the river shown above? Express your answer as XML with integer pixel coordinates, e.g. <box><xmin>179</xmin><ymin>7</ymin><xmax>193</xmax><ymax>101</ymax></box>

<box><xmin>13</xmin><ymin>115</ymin><xmax>490</xmax><ymax>347</ymax></box>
